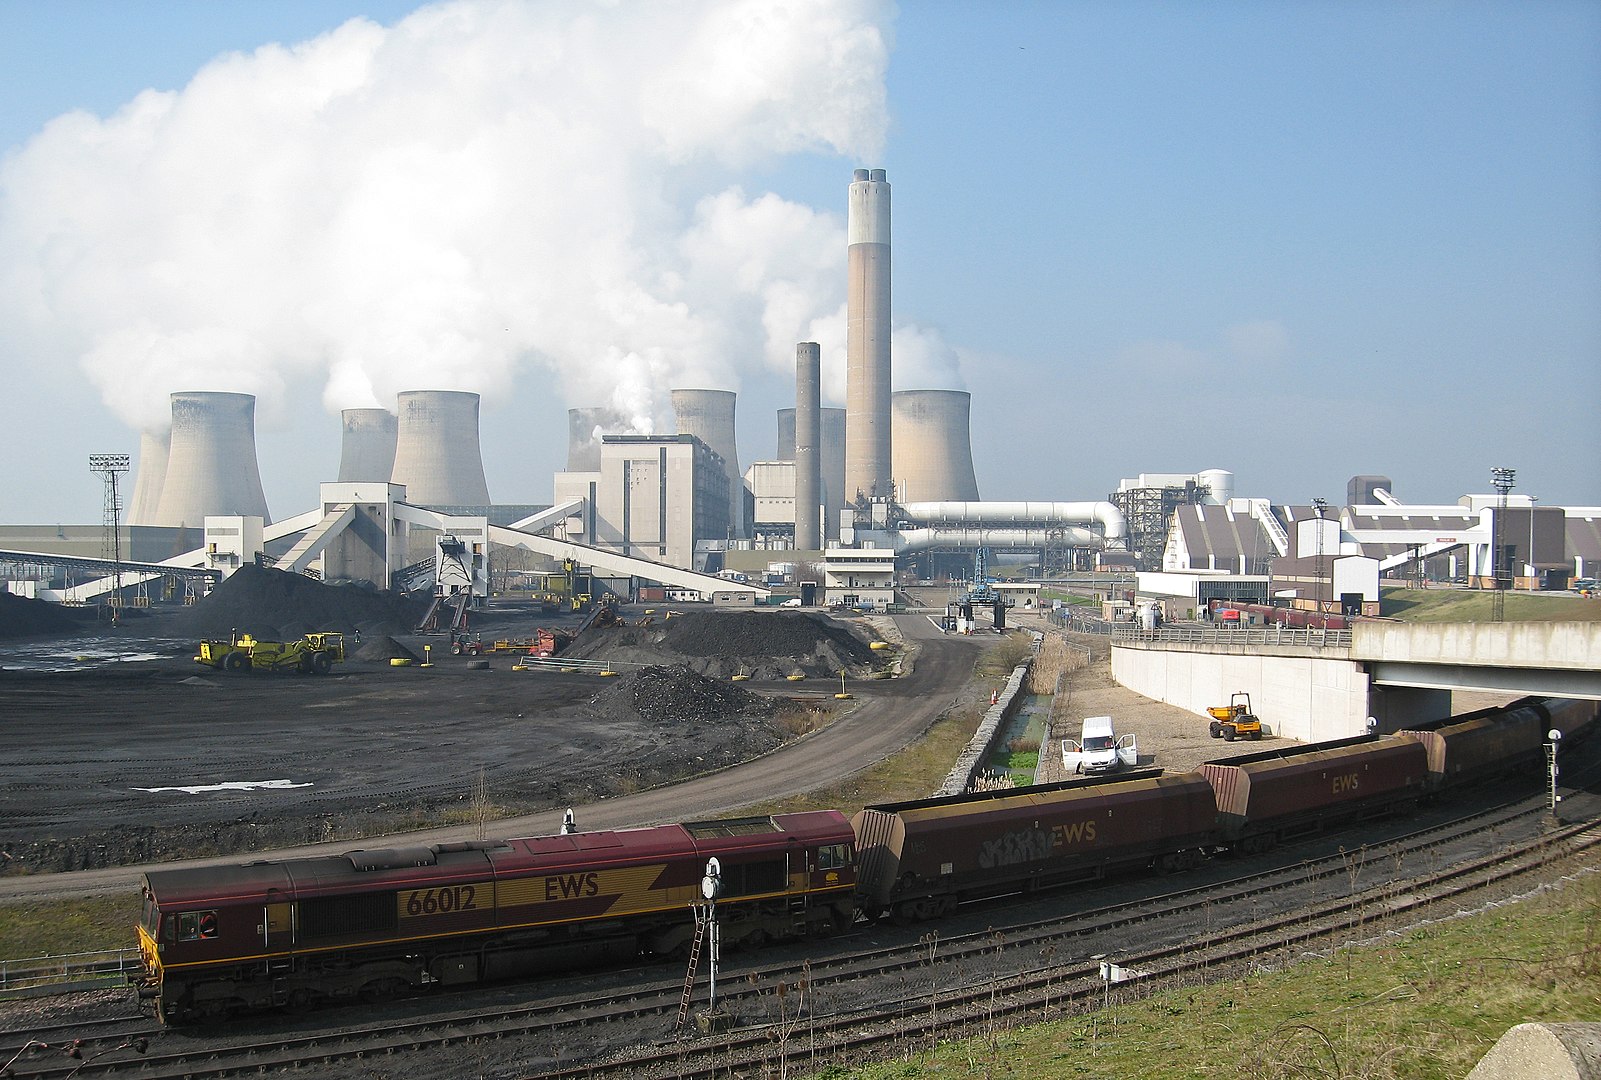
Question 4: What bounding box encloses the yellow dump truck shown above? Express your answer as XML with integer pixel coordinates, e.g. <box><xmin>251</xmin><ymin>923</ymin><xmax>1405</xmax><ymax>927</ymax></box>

<box><xmin>196</xmin><ymin>632</ymin><xmax>346</xmax><ymax>675</ymax></box>
<box><xmin>1208</xmin><ymin>692</ymin><xmax>1262</xmax><ymax>741</ymax></box>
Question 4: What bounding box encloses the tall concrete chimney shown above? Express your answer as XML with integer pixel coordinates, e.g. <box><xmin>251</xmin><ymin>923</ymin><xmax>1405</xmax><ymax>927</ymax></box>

<box><xmin>892</xmin><ymin>390</ymin><xmax>980</xmax><ymax>503</ymax></box>
<box><xmin>338</xmin><ymin>408</ymin><xmax>398</xmax><ymax>483</ymax></box>
<box><xmin>567</xmin><ymin>407</ymin><xmax>630</xmax><ymax>472</ymax></box>
<box><xmin>778</xmin><ymin>406</ymin><xmax>845</xmax><ymax>543</ymax></box>
<box><xmin>390</xmin><ymin>390</ymin><xmax>491</xmax><ymax>507</ymax></box>
<box><xmin>671</xmin><ymin>388</ymin><xmax>742</xmax><ymax>538</ymax></box>
<box><xmin>127</xmin><ymin>429</ymin><xmax>170</xmax><ymax>526</ymax></box>
<box><xmin>794</xmin><ymin>342</ymin><xmax>822</xmax><ymax>550</ymax></box>
<box><xmin>153</xmin><ymin>391</ymin><xmax>272</xmax><ymax>527</ymax></box>
<box><xmin>845</xmin><ymin>166</ymin><xmax>892</xmax><ymax>503</ymax></box>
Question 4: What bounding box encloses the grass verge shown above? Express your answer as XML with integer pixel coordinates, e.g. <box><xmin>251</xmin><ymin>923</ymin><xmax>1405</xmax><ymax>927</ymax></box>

<box><xmin>818</xmin><ymin>869</ymin><xmax>1601</xmax><ymax>1080</ymax></box>
<box><xmin>1381</xmin><ymin>586</ymin><xmax>1601</xmax><ymax>622</ymax></box>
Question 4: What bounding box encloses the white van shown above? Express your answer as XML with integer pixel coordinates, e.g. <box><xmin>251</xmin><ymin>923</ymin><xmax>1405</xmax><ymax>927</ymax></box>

<box><xmin>1062</xmin><ymin>715</ymin><xmax>1138</xmax><ymax>775</ymax></box>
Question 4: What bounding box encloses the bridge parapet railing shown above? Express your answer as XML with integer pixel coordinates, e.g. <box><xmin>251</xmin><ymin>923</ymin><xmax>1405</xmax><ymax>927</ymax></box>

<box><xmin>1111</xmin><ymin>624</ymin><xmax>1352</xmax><ymax>649</ymax></box>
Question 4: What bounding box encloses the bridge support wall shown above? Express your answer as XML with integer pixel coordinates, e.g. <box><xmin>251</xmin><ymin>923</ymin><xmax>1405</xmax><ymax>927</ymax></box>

<box><xmin>1111</xmin><ymin>643</ymin><xmax>1372</xmax><ymax>742</ymax></box>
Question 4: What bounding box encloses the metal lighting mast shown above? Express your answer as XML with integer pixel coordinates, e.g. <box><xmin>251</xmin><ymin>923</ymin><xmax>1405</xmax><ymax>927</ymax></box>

<box><xmin>1490</xmin><ymin>467</ymin><xmax>1515</xmax><ymax>622</ymax></box>
<box><xmin>1311</xmin><ymin>497</ymin><xmax>1328</xmax><ymax>621</ymax></box>
<box><xmin>89</xmin><ymin>453</ymin><xmax>131</xmax><ymax>625</ymax></box>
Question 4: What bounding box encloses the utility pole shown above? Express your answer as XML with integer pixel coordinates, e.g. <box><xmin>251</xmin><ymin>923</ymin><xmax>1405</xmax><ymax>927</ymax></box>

<box><xmin>89</xmin><ymin>454</ymin><xmax>130</xmax><ymax>626</ymax></box>
<box><xmin>1490</xmin><ymin>467</ymin><xmax>1515</xmax><ymax>622</ymax></box>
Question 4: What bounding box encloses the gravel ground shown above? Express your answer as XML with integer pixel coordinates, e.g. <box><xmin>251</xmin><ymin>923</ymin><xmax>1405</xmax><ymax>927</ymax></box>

<box><xmin>0</xmin><ymin>588</ymin><xmax>889</xmax><ymax>876</ymax></box>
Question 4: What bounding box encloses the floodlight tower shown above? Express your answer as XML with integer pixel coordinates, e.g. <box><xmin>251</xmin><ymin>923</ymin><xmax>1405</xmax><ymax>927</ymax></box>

<box><xmin>89</xmin><ymin>453</ymin><xmax>131</xmax><ymax>624</ymax></box>
<box><xmin>1490</xmin><ymin>466</ymin><xmax>1515</xmax><ymax>622</ymax></box>
<box><xmin>1311</xmin><ymin>497</ymin><xmax>1329</xmax><ymax>620</ymax></box>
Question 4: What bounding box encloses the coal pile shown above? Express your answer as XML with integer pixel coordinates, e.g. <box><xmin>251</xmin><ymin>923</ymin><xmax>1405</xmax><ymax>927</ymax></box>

<box><xmin>0</xmin><ymin>592</ymin><xmax>94</xmax><ymax>639</ymax></box>
<box><xmin>563</xmin><ymin>610</ymin><xmax>883</xmax><ymax>680</ymax></box>
<box><xmin>172</xmin><ymin>565</ymin><xmax>429</xmax><ymax>641</ymax></box>
<box><xmin>353</xmin><ymin>635</ymin><xmax>422</xmax><ymax>662</ymax></box>
<box><xmin>592</xmin><ymin>664</ymin><xmax>774</xmax><ymax>725</ymax></box>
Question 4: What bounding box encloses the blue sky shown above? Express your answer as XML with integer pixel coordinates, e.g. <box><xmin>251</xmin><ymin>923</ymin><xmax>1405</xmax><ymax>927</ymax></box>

<box><xmin>2</xmin><ymin>0</ymin><xmax>1597</xmax><ymax>526</ymax></box>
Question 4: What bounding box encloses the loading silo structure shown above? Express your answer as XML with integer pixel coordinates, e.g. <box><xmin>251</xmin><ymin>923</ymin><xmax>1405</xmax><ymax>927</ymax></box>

<box><xmin>127</xmin><ymin>429</ymin><xmax>170</xmax><ymax>526</ymax></box>
<box><xmin>152</xmin><ymin>391</ymin><xmax>272</xmax><ymax>527</ymax></box>
<box><xmin>567</xmin><ymin>407</ymin><xmax>630</xmax><ymax>472</ymax></box>
<box><xmin>845</xmin><ymin>167</ymin><xmax>892</xmax><ymax>503</ymax></box>
<box><xmin>794</xmin><ymin>343</ymin><xmax>822</xmax><ymax>550</ymax></box>
<box><xmin>671</xmin><ymin>388</ymin><xmax>742</xmax><ymax>538</ymax></box>
<box><xmin>390</xmin><ymin>390</ymin><xmax>491</xmax><ymax>507</ymax></box>
<box><xmin>778</xmin><ymin>406</ymin><xmax>846</xmax><ymax>543</ymax></box>
<box><xmin>892</xmin><ymin>389</ymin><xmax>980</xmax><ymax>504</ymax></box>
<box><xmin>337</xmin><ymin>408</ymin><xmax>398</xmax><ymax>483</ymax></box>
<box><xmin>1197</xmin><ymin>469</ymin><xmax>1234</xmax><ymax>505</ymax></box>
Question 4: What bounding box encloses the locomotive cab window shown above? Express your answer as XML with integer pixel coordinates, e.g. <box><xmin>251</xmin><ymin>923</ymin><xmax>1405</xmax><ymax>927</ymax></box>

<box><xmin>177</xmin><ymin>910</ymin><xmax>219</xmax><ymax>941</ymax></box>
<box><xmin>816</xmin><ymin>843</ymin><xmax>850</xmax><ymax>870</ymax></box>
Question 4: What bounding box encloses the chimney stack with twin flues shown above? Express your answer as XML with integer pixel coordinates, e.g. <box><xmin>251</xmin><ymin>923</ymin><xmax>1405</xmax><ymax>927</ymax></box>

<box><xmin>845</xmin><ymin>167</ymin><xmax>892</xmax><ymax>504</ymax></box>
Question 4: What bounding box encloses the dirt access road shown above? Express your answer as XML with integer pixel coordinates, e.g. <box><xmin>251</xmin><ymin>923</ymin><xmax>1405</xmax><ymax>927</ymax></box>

<box><xmin>0</xmin><ymin>610</ymin><xmax>989</xmax><ymax>901</ymax></box>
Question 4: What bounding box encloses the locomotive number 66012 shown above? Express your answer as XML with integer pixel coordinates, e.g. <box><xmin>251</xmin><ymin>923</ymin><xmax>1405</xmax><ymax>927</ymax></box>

<box><xmin>401</xmin><ymin>884</ymin><xmax>480</xmax><ymax>917</ymax></box>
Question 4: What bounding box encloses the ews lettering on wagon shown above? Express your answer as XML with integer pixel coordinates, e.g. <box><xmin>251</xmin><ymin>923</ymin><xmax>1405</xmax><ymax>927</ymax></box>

<box><xmin>1332</xmin><ymin>772</ymin><xmax>1360</xmax><ymax>796</ymax></box>
<box><xmin>977</xmin><ymin>819</ymin><xmax>1098</xmax><ymax>869</ymax></box>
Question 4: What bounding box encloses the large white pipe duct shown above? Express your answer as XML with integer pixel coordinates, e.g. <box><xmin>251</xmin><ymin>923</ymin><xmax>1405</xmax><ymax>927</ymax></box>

<box><xmin>390</xmin><ymin>390</ymin><xmax>492</xmax><ymax>507</ymax></box>
<box><xmin>127</xmin><ymin>429</ymin><xmax>170</xmax><ymax>526</ymax></box>
<box><xmin>153</xmin><ymin>391</ymin><xmax>271</xmax><ymax>527</ymax></box>
<box><xmin>892</xmin><ymin>389</ymin><xmax>979</xmax><ymax>503</ymax></box>
<box><xmin>845</xmin><ymin>167</ymin><xmax>892</xmax><ymax>502</ymax></box>
<box><xmin>794</xmin><ymin>343</ymin><xmax>822</xmax><ymax>550</ymax></box>
<box><xmin>672</xmin><ymin>388</ymin><xmax>742</xmax><ymax>538</ymax></box>
<box><xmin>898</xmin><ymin>501</ymin><xmax>1128</xmax><ymax>540</ymax></box>
<box><xmin>895</xmin><ymin>526</ymin><xmax>1102</xmax><ymax>553</ymax></box>
<box><xmin>338</xmin><ymin>408</ymin><xmax>398</xmax><ymax>483</ymax></box>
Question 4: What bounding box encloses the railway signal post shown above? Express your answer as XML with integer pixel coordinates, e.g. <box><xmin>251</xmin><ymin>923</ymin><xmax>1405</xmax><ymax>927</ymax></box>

<box><xmin>1547</xmin><ymin>729</ymin><xmax>1562</xmax><ymax>823</ymax></box>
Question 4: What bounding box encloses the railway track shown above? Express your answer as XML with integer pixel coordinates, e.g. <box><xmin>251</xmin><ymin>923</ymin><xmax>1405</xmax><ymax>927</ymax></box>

<box><xmin>3</xmin><ymin>787</ymin><xmax>1591</xmax><ymax>1079</ymax></box>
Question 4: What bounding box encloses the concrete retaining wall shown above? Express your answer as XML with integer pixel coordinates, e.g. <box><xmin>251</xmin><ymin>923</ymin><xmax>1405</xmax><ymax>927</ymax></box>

<box><xmin>1111</xmin><ymin>644</ymin><xmax>1371</xmax><ymax>742</ymax></box>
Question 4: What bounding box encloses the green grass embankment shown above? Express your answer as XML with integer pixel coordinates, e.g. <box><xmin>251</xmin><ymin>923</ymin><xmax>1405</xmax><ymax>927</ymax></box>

<box><xmin>1381</xmin><ymin>586</ymin><xmax>1601</xmax><ymax>623</ymax></box>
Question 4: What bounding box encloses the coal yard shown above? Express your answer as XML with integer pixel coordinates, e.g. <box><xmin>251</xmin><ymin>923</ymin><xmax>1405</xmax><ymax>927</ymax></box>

<box><xmin>0</xmin><ymin>571</ymin><xmax>899</xmax><ymax>876</ymax></box>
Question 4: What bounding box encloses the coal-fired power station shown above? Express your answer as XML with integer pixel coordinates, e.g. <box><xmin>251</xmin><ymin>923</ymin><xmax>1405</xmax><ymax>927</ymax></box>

<box><xmin>152</xmin><ymin>392</ymin><xmax>272</xmax><ymax>528</ymax></box>
<box><xmin>845</xmin><ymin>167</ymin><xmax>892</xmax><ymax>503</ymax></box>
<box><xmin>337</xmin><ymin>408</ymin><xmax>398</xmax><ymax>484</ymax></box>
<box><xmin>390</xmin><ymin>390</ymin><xmax>491</xmax><ymax>507</ymax></box>
<box><xmin>892</xmin><ymin>389</ymin><xmax>980</xmax><ymax>504</ymax></box>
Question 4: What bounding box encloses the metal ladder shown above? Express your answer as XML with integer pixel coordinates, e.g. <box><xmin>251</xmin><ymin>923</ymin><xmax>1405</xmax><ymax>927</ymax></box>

<box><xmin>674</xmin><ymin>906</ymin><xmax>709</xmax><ymax>1030</ymax></box>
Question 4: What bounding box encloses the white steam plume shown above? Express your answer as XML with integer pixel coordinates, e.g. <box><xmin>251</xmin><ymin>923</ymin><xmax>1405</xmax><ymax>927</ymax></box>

<box><xmin>0</xmin><ymin>0</ymin><xmax>894</xmax><ymax>436</ymax></box>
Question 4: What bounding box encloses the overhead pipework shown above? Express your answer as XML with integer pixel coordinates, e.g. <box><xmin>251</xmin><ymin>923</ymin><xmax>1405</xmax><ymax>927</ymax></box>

<box><xmin>896</xmin><ymin>501</ymin><xmax>1127</xmax><ymax>541</ymax></box>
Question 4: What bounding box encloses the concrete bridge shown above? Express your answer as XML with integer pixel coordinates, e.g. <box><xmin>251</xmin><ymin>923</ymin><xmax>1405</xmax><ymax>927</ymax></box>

<box><xmin>1109</xmin><ymin>621</ymin><xmax>1601</xmax><ymax>742</ymax></box>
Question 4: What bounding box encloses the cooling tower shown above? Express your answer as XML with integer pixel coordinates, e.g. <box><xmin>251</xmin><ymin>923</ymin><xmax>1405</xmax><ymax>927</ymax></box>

<box><xmin>390</xmin><ymin>390</ymin><xmax>491</xmax><ymax>507</ymax></box>
<box><xmin>795</xmin><ymin>343</ymin><xmax>822</xmax><ymax>550</ymax></box>
<box><xmin>672</xmin><ymin>388</ymin><xmax>742</xmax><ymax>538</ymax></box>
<box><xmin>337</xmin><ymin>408</ymin><xmax>398</xmax><ymax>483</ymax></box>
<box><xmin>845</xmin><ymin>167</ymin><xmax>892</xmax><ymax>503</ymax></box>
<box><xmin>892</xmin><ymin>390</ymin><xmax>980</xmax><ymax>503</ymax></box>
<box><xmin>778</xmin><ymin>406</ymin><xmax>845</xmax><ymax>543</ymax></box>
<box><xmin>567</xmin><ymin>407</ymin><xmax>631</xmax><ymax>472</ymax></box>
<box><xmin>153</xmin><ymin>392</ymin><xmax>271</xmax><ymax>527</ymax></box>
<box><xmin>127</xmin><ymin>429</ymin><xmax>170</xmax><ymax>526</ymax></box>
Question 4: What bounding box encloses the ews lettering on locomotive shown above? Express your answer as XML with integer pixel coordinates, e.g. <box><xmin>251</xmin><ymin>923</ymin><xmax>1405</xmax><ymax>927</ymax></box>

<box><xmin>1332</xmin><ymin>772</ymin><xmax>1360</xmax><ymax>795</ymax></box>
<box><xmin>544</xmin><ymin>872</ymin><xmax>600</xmax><ymax>901</ymax></box>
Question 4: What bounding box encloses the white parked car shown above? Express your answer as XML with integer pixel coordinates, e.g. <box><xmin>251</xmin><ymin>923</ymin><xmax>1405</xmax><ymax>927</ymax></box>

<box><xmin>780</xmin><ymin>598</ymin><xmax>803</xmax><ymax>607</ymax></box>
